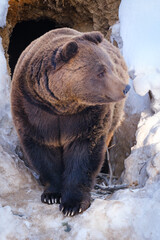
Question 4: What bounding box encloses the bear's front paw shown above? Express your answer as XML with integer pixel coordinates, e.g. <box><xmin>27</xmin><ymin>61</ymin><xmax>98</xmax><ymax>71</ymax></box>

<box><xmin>60</xmin><ymin>192</ymin><xmax>91</xmax><ymax>216</ymax></box>
<box><xmin>41</xmin><ymin>191</ymin><xmax>61</xmax><ymax>205</ymax></box>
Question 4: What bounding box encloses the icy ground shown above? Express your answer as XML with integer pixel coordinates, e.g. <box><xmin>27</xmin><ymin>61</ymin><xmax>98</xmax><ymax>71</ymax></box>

<box><xmin>1</xmin><ymin>0</ymin><xmax>160</xmax><ymax>239</ymax></box>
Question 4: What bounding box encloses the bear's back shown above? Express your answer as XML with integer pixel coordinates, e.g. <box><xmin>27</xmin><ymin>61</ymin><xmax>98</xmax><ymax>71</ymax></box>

<box><xmin>13</xmin><ymin>28</ymin><xmax>81</xmax><ymax>79</ymax></box>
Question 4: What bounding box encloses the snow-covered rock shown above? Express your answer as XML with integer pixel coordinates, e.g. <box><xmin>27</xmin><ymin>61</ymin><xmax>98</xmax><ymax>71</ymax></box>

<box><xmin>0</xmin><ymin>36</ymin><xmax>18</xmax><ymax>151</ymax></box>
<box><xmin>0</xmin><ymin>0</ymin><xmax>18</xmax><ymax>151</ymax></box>
<box><xmin>122</xmin><ymin>111</ymin><xmax>160</xmax><ymax>187</ymax></box>
<box><xmin>0</xmin><ymin>37</ymin><xmax>10</xmax><ymax>116</ymax></box>
<box><xmin>109</xmin><ymin>22</ymin><xmax>150</xmax><ymax>177</ymax></box>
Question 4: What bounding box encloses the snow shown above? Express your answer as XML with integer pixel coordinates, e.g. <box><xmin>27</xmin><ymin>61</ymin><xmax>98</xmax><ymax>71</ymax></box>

<box><xmin>0</xmin><ymin>0</ymin><xmax>10</xmax><ymax>114</ymax></box>
<box><xmin>119</xmin><ymin>0</ymin><xmax>160</xmax><ymax>112</ymax></box>
<box><xmin>0</xmin><ymin>1</ymin><xmax>160</xmax><ymax>239</ymax></box>
<box><xmin>0</xmin><ymin>0</ymin><xmax>18</xmax><ymax>150</ymax></box>
<box><xmin>1</xmin><ymin>142</ymin><xmax>160</xmax><ymax>239</ymax></box>
<box><xmin>0</xmin><ymin>205</ymin><xmax>29</xmax><ymax>240</ymax></box>
<box><xmin>110</xmin><ymin>23</ymin><xmax>123</xmax><ymax>50</ymax></box>
<box><xmin>0</xmin><ymin>0</ymin><xmax>8</xmax><ymax>27</ymax></box>
<box><xmin>0</xmin><ymin>37</ymin><xmax>17</xmax><ymax>151</ymax></box>
<box><xmin>122</xmin><ymin>111</ymin><xmax>160</xmax><ymax>187</ymax></box>
<box><xmin>119</xmin><ymin>0</ymin><xmax>160</xmax><ymax>73</ymax></box>
<box><xmin>110</xmin><ymin>22</ymin><xmax>150</xmax><ymax>115</ymax></box>
<box><xmin>0</xmin><ymin>37</ymin><xmax>10</xmax><ymax>115</ymax></box>
<box><xmin>112</xmin><ymin>181</ymin><xmax>160</xmax><ymax>240</ymax></box>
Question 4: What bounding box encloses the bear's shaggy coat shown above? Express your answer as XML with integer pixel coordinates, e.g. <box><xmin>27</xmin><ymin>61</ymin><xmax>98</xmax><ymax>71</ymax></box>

<box><xmin>11</xmin><ymin>28</ymin><xmax>129</xmax><ymax>216</ymax></box>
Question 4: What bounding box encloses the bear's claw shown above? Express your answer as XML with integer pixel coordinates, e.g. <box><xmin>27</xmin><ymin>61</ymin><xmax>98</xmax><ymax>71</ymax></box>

<box><xmin>41</xmin><ymin>192</ymin><xmax>61</xmax><ymax>205</ymax></box>
<box><xmin>59</xmin><ymin>201</ymin><xmax>90</xmax><ymax>217</ymax></box>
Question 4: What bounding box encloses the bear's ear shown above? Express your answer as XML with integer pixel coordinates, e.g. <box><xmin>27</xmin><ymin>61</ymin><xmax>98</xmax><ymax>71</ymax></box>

<box><xmin>60</xmin><ymin>41</ymin><xmax>78</xmax><ymax>62</ymax></box>
<box><xmin>82</xmin><ymin>32</ymin><xmax>103</xmax><ymax>44</ymax></box>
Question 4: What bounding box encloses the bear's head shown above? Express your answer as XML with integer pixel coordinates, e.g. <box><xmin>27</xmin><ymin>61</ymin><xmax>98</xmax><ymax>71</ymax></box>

<box><xmin>46</xmin><ymin>31</ymin><xmax>130</xmax><ymax>106</ymax></box>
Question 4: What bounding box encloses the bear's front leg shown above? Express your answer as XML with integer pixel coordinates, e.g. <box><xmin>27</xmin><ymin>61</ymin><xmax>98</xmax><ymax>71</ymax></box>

<box><xmin>60</xmin><ymin>137</ymin><xmax>106</xmax><ymax>216</ymax></box>
<box><xmin>21</xmin><ymin>136</ymin><xmax>63</xmax><ymax>204</ymax></box>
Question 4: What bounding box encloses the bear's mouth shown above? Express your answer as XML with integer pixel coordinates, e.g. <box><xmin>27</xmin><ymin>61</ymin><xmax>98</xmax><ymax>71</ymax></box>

<box><xmin>104</xmin><ymin>96</ymin><xmax>114</xmax><ymax>102</ymax></box>
<box><xmin>104</xmin><ymin>94</ymin><xmax>125</xmax><ymax>102</ymax></box>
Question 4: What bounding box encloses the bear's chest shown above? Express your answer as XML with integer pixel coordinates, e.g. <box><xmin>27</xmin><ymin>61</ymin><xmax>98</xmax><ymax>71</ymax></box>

<box><xmin>31</xmin><ymin>105</ymin><xmax>112</xmax><ymax>147</ymax></box>
<box><xmin>57</xmin><ymin>105</ymin><xmax>112</xmax><ymax>146</ymax></box>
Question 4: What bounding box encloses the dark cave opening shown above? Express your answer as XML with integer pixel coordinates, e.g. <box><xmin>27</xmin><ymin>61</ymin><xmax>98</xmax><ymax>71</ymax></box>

<box><xmin>8</xmin><ymin>18</ymin><xmax>67</xmax><ymax>75</ymax></box>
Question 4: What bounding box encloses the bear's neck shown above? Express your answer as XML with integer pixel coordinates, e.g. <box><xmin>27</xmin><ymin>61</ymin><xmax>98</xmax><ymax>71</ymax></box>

<box><xmin>33</xmin><ymin>83</ymin><xmax>86</xmax><ymax>115</ymax></box>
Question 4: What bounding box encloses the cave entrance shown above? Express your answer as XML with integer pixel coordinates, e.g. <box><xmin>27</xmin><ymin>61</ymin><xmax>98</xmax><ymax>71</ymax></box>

<box><xmin>8</xmin><ymin>18</ymin><xmax>67</xmax><ymax>75</ymax></box>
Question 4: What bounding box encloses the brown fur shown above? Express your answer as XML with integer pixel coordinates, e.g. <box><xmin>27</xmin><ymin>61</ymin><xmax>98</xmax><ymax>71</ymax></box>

<box><xmin>11</xmin><ymin>28</ymin><xmax>129</xmax><ymax>216</ymax></box>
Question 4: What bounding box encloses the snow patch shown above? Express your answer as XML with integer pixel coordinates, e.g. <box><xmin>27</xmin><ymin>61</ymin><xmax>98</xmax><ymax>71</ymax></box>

<box><xmin>110</xmin><ymin>22</ymin><xmax>150</xmax><ymax>115</ymax></box>
<box><xmin>0</xmin><ymin>38</ymin><xmax>17</xmax><ymax>151</ymax></box>
<box><xmin>119</xmin><ymin>0</ymin><xmax>160</xmax><ymax>73</ymax></box>
<box><xmin>125</xmin><ymin>79</ymin><xmax>150</xmax><ymax>115</ymax></box>
<box><xmin>112</xmin><ymin>182</ymin><xmax>160</xmax><ymax>240</ymax></box>
<box><xmin>110</xmin><ymin>22</ymin><xmax>123</xmax><ymax>49</ymax></box>
<box><xmin>0</xmin><ymin>205</ymin><xmax>29</xmax><ymax>240</ymax></box>
<box><xmin>0</xmin><ymin>0</ymin><xmax>8</xmax><ymax>27</ymax></box>
<box><xmin>0</xmin><ymin>0</ymin><xmax>18</xmax><ymax>150</ymax></box>
<box><xmin>0</xmin><ymin>37</ymin><xmax>10</xmax><ymax>117</ymax></box>
<box><xmin>119</xmin><ymin>0</ymin><xmax>160</xmax><ymax>112</ymax></box>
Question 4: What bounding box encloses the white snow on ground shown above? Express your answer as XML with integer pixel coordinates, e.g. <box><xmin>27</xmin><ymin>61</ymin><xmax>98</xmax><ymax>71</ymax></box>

<box><xmin>0</xmin><ymin>0</ymin><xmax>160</xmax><ymax>239</ymax></box>
<box><xmin>1</xmin><ymin>143</ymin><xmax>160</xmax><ymax>240</ymax></box>
<box><xmin>119</xmin><ymin>0</ymin><xmax>160</xmax><ymax>112</ymax></box>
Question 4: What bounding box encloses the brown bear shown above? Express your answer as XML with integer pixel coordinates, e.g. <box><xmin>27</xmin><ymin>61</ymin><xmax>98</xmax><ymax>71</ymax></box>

<box><xmin>11</xmin><ymin>28</ymin><xmax>130</xmax><ymax>216</ymax></box>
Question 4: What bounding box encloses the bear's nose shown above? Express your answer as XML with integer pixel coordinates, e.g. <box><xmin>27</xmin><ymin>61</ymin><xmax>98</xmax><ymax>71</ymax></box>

<box><xmin>123</xmin><ymin>84</ymin><xmax>130</xmax><ymax>95</ymax></box>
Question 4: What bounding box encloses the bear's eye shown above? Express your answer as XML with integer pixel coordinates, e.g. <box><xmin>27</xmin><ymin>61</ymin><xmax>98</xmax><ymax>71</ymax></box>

<box><xmin>98</xmin><ymin>71</ymin><xmax>105</xmax><ymax>78</ymax></box>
